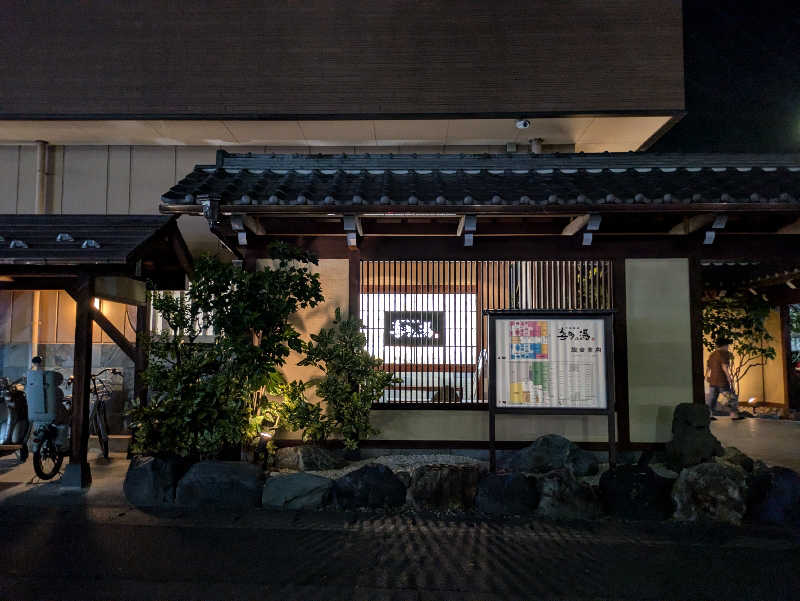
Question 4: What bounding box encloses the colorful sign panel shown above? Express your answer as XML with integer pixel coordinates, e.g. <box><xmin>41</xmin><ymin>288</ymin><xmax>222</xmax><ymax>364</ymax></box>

<box><xmin>494</xmin><ymin>317</ymin><xmax>607</xmax><ymax>409</ymax></box>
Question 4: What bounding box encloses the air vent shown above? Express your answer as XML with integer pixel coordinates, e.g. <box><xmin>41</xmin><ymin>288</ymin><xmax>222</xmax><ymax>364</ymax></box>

<box><xmin>9</xmin><ymin>239</ymin><xmax>28</xmax><ymax>248</ymax></box>
<box><xmin>81</xmin><ymin>239</ymin><xmax>101</xmax><ymax>249</ymax></box>
<box><xmin>56</xmin><ymin>233</ymin><xmax>75</xmax><ymax>242</ymax></box>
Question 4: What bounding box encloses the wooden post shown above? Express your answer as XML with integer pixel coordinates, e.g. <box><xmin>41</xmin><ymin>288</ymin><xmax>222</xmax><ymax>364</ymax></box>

<box><xmin>134</xmin><ymin>300</ymin><xmax>150</xmax><ymax>405</ymax></box>
<box><xmin>780</xmin><ymin>304</ymin><xmax>793</xmax><ymax>408</ymax></box>
<box><xmin>611</xmin><ymin>258</ymin><xmax>630</xmax><ymax>447</ymax></box>
<box><xmin>688</xmin><ymin>257</ymin><xmax>706</xmax><ymax>404</ymax></box>
<box><xmin>62</xmin><ymin>275</ymin><xmax>93</xmax><ymax>488</ymax></box>
<box><xmin>348</xmin><ymin>250</ymin><xmax>360</xmax><ymax>318</ymax></box>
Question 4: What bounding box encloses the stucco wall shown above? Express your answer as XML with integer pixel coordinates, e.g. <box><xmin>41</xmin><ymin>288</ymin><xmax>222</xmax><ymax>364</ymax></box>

<box><xmin>626</xmin><ymin>258</ymin><xmax>693</xmax><ymax>443</ymax></box>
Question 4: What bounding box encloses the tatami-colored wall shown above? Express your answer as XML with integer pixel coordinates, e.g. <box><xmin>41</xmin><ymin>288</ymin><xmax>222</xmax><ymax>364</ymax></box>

<box><xmin>626</xmin><ymin>258</ymin><xmax>694</xmax><ymax>443</ymax></box>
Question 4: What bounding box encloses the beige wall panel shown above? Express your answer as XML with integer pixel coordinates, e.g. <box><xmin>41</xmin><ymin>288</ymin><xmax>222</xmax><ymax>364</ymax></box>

<box><xmin>62</xmin><ymin>146</ymin><xmax>109</xmax><ymax>214</ymax></box>
<box><xmin>367</xmin><ymin>411</ymin><xmax>613</xmax><ymax>443</ymax></box>
<box><xmin>37</xmin><ymin>290</ymin><xmax>59</xmax><ymax>344</ymax></box>
<box><xmin>10</xmin><ymin>291</ymin><xmax>33</xmax><ymax>342</ymax></box>
<box><xmin>16</xmin><ymin>146</ymin><xmax>37</xmax><ymax>214</ymax></box>
<box><xmin>260</xmin><ymin>259</ymin><xmax>350</xmax><ymax>401</ymax></box>
<box><xmin>0</xmin><ymin>146</ymin><xmax>19</xmax><ymax>213</ymax></box>
<box><xmin>107</xmin><ymin>146</ymin><xmax>131</xmax><ymax>214</ymax></box>
<box><xmin>626</xmin><ymin>259</ymin><xmax>693</xmax><ymax>443</ymax></box>
<box><xmin>731</xmin><ymin>308</ymin><xmax>787</xmax><ymax>406</ymax></box>
<box><xmin>130</xmin><ymin>146</ymin><xmax>175</xmax><ymax>214</ymax></box>
<box><xmin>175</xmin><ymin>147</ymin><xmax>216</xmax><ymax>178</ymax></box>
<box><xmin>0</xmin><ymin>291</ymin><xmax>11</xmax><ymax>343</ymax></box>
<box><xmin>98</xmin><ymin>300</ymin><xmax>127</xmax><ymax>344</ymax></box>
<box><xmin>46</xmin><ymin>146</ymin><xmax>64</xmax><ymax>214</ymax></box>
<box><xmin>56</xmin><ymin>291</ymin><xmax>76</xmax><ymax>343</ymax></box>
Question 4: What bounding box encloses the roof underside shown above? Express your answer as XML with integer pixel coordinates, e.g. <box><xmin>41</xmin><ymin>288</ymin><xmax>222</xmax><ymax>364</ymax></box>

<box><xmin>0</xmin><ymin>215</ymin><xmax>178</xmax><ymax>266</ymax></box>
<box><xmin>162</xmin><ymin>152</ymin><xmax>800</xmax><ymax>209</ymax></box>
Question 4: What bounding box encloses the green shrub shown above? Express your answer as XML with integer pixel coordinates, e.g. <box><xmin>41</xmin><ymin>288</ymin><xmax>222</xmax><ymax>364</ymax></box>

<box><xmin>128</xmin><ymin>243</ymin><xmax>323</xmax><ymax>460</ymax></box>
<box><xmin>300</xmin><ymin>308</ymin><xmax>400</xmax><ymax>450</ymax></box>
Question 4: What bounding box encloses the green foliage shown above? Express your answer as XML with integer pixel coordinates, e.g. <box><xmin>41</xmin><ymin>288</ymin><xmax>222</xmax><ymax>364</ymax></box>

<box><xmin>128</xmin><ymin>243</ymin><xmax>323</xmax><ymax>459</ymax></box>
<box><xmin>274</xmin><ymin>380</ymin><xmax>333</xmax><ymax>444</ymax></box>
<box><xmin>299</xmin><ymin>308</ymin><xmax>400</xmax><ymax>450</ymax></box>
<box><xmin>702</xmin><ymin>291</ymin><xmax>776</xmax><ymax>395</ymax></box>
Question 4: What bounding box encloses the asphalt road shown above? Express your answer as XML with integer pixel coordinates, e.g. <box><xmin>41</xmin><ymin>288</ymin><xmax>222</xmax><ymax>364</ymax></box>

<box><xmin>0</xmin><ymin>505</ymin><xmax>798</xmax><ymax>601</ymax></box>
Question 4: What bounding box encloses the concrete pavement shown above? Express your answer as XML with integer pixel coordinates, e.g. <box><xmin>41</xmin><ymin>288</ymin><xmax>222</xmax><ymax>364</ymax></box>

<box><xmin>712</xmin><ymin>416</ymin><xmax>800</xmax><ymax>471</ymax></box>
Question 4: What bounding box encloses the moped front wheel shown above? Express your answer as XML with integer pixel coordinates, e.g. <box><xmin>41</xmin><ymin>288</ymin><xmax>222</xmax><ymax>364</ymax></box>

<box><xmin>33</xmin><ymin>442</ymin><xmax>64</xmax><ymax>480</ymax></box>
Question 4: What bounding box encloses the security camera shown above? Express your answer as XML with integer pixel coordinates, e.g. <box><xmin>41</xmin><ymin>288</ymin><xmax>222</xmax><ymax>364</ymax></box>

<box><xmin>515</xmin><ymin>119</ymin><xmax>531</xmax><ymax>129</ymax></box>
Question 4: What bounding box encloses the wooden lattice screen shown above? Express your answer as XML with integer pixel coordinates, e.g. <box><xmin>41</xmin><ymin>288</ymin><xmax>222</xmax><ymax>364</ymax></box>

<box><xmin>360</xmin><ymin>260</ymin><xmax>612</xmax><ymax>407</ymax></box>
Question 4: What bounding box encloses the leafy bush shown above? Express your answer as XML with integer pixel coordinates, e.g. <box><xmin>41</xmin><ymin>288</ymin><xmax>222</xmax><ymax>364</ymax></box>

<box><xmin>128</xmin><ymin>244</ymin><xmax>323</xmax><ymax>460</ymax></box>
<box><xmin>299</xmin><ymin>308</ymin><xmax>400</xmax><ymax>450</ymax></box>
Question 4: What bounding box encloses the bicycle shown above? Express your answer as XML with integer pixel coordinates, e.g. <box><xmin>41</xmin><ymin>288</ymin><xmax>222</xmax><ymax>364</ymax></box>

<box><xmin>32</xmin><ymin>368</ymin><xmax>119</xmax><ymax>479</ymax></box>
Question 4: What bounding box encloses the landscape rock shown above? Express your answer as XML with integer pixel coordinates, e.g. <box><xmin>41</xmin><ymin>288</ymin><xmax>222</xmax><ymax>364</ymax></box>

<box><xmin>123</xmin><ymin>455</ymin><xmax>188</xmax><ymax>507</ymax></box>
<box><xmin>175</xmin><ymin>461</ymin><xmax>264</xmax><ymax>509</ymax></box>
<box><xmin>262</xmin><ymin>473</ymin><xmax>333</xmax><ymax>510</ymax></box>
<box><xmin>506</xmin><ymin>434</ymin><xmax>599</xmax><ymax>477</ymax></box>
<box><xmin>746</xmin><ymin>466</ymin><xmax>800</xmax><ymax>525</ymax></box>
<box><xmin>475</xmin><ymin>473</ymin><xmax>539</xmax><ymax>515</ymax></box>
<box><xmin>275</xmin><ymin>446</ymin><xmax>346</xmax><ymax>471</ymax></box>
<box><xmin>665</xmin><ymin>402</ymin><xmax>723</xmax><ymax>471</ymax></box>
<box><xmin>715</xmin><ymin>446</ymin><xmax>755</xmax><ymax>473</ymax></box>
<box><xmin>408</xmin><ymin>464</ymin><xmax>485</xmax><ymax>510</ymax></box>
<box><xmin>672</xmin><ymin>462</ymin><xmax>747</xmax><ymax>525</ymax></box>
<box><xmin>598</xmin><ymin>464</ymin><xmax>674</xmax><ymax>520</ymax></box>
<box><xmin>333</xmin><ymin>464</ymin><xmax>406</xmax><ymax>509</ymax></box>
<box><xmin>534</xmin><ymin>468</ymin><xmax>602</xmax><ymax>521</ymax></box>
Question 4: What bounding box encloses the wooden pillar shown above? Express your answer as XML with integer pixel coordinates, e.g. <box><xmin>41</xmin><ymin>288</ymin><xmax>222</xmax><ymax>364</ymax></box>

<box><xmin>611</xmin><ymin>258</ymin><xmax>630</xmax><ymax>447</ymax></box>
<box><xmin>134</xmin><ymin>300</ymin><xmax>150</xmax><ymax>405</ymax></box>
<box><xmin>348</xmin><ymin>250</ymin><xmax>360</xmax><ymax>318</ymax></box>
<box><xmin>62</xmin><ymin>275</ymin><xmax>93</xmax><ymax>488</ymax></box>
<box><xmin>780</xmin><ymin>304</ymin><xmax>794</xmax><ymax>408</ymax></box>
<box><xmin>688</xmin><ymin>257</ymin><xmax>706</xmax><ymax>404</ymax></box>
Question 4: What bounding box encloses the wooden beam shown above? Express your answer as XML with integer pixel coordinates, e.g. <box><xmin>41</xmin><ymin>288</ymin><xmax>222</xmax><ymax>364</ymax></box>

<box><xmin>611</xmin><ymin>258</ymin><xmax>630</xmax><ymax>446</ymax></box>
<box><xmin>348</xmin><ymin>250</ymin><xmax>360</xmax><ymax>318</ymax></box>
<box><xmin>561</xmin><ymin>214</ymin><xmax>590</xmax><ymax>236</ymax></box>
<box><xmin>90</xmin><ymin>307</ymin><xmax>137</xmax><ymax>363</ymax></box>
<box><xmin>170</xmin><ymin>233</ymin><xmax>194</xmax><ymax>279</ymax></box>
<box><xmin>668</xmin><ymin>214</ymin><xmax>714</xmax><ymax>234</ymax></box>
<box><xmin>689</xmin><ymin>257</ymin><xmax>706</xmax><ymax>404</ymax></box>
<box><xmin>134</xmin><ymin>301</ymin><xmax>150</xmax><ymax>406</ymax></box>
<box><xmin>777</xmin><ymin>217</ymin><xmax>800</xmax><ymax>234</ymax></box>
<box><xmin>780</xmin><ymin>305</ymin><xmax>792</xmax><ymax>407</ymax></box>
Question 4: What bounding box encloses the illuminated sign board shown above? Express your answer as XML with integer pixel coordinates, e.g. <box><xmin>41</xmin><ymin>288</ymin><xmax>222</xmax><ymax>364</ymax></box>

<box><xmin>384</xmin><ymin>311</ymin><xmax>445</xmax><ymax>347</ymax></box>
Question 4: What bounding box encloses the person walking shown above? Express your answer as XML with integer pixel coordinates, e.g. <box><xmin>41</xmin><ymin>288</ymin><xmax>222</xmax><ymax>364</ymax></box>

<box><xmin>705</xmin><ymin>338</ymin><xmax>744</xmax><ymax>420</ymax></box>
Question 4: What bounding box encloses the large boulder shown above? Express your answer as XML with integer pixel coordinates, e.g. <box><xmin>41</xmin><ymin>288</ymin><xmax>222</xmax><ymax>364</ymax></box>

<box><xmin>665</xmin><ymin>403</ymin><xmax>723</xmax><ymax>471</ymax></box>
<box><xmin>475</xmin><ymin>473</ymin><xmax>540</xmax><ymax>515</ymax></box>
<box><xmin>534</xmin><ymin>468</ymin><xmax>602</xmax><ymax>521</ymax></box>
<box><xmin>746</xmin><ymin>466</ymin><xmax>800</xmax><ymax>525</ymax></box>
<box><xmin>715</xmin><ymin>446</ymin><xmax>755</xmax><ymax>473</ymax></box>
<box><xmin>672</xmin><ymin>462</ymin><xmax>747</xmax><ymax>525</ymax></box>
<box><xmin>175</xmin><ymin>461</ymin><xmax>265</xmax><ymax>509</ymax></box>
<box><xmin>506</xmin><ymin>434</ymin><xmax>599</xmax><ymax>477</ymax></box>
<box><xmin>123</xmin><ymin>455</ymin><xmax>189</xmax><ymax>507</ymax></box>
<box><xmin>598</xmin><ymin>464</ymin><xmax>674</xmax><ymax>520</ymax></box>
<box><xmin>408</xmin><ymin>464</ymin><xmax>485</xmax><ymax>510</ymax></box>
<box><xmin>275</xmin><ymin>446</ymin><xmax>346</xmax><ymax>471</ymax></box>
<box><xmin>262</xmin><ymin>473</ymin><xmax>333</xmax><ymax>510</ymax></box>
<box><xmin>333</xmin><ymin>464</ymin><xmax>407</xmax><ymax>509</ymax></box>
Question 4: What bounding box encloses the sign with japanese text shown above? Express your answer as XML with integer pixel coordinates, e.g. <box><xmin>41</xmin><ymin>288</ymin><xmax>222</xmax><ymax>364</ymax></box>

<box><xmin>493</xmin><ymin>317</ymin><xmax>608</xmax><ymax>409</ymax></box>
<box><xmin>384</xmin><ymin>310</ymin><xmax>445</xmax><ymax>347</ymax></box>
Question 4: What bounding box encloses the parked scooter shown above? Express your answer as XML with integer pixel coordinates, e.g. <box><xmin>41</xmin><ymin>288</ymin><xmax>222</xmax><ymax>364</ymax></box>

<box><xmin>0</xmin><ymin>375</ymin><xmax>31</xmax><ymax>464</ymax></box>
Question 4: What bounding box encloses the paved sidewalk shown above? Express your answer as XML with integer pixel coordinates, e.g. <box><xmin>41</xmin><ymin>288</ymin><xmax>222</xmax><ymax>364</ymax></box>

<box><xmin>712</xmin><ymin>416</ymin><xmax>800</xmax><ymax>471</ymax></box>
<box><xmin>0</xmin><ymin>501</ymin><xmax>798</xmax><ymax>601</ymax></box>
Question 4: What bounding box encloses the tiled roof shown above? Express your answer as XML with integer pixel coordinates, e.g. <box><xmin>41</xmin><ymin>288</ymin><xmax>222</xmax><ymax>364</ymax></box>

<box><xmin>161</xmin><ymin>151</ymin><xmax>800</xmax><ymax>208</ymax></box>
<box><xmin>0</xmin><ymin>215</ymin><xmax>177</xmax><ymax>265</ymax></box>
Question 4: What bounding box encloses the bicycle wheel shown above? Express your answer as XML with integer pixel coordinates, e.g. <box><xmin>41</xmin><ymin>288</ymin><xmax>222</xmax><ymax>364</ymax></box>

<box><xmin>33</xmin><ymin>440</ymin><xmax>64</xmax><ymax>480</ymax></box>
<box><xmin>95</xmin><ymin>403</ymin><xmax>110</xmax><ymax>459</ymax></box>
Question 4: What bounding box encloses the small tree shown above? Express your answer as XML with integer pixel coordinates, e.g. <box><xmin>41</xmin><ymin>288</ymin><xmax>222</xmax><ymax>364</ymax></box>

<box><xmin>299</xmin><ymin>308</ymin><xmax>400</xmax><ymax>451</ymax></box>
<box><xmin>129</xmin><ymin>243</ymin><xmax>323</xmax><ymax>459</ymax></box>
<box><xmin>701</xmin><ymin>291</ymin><xmax>776</xmax><ymax>396</ymax></box>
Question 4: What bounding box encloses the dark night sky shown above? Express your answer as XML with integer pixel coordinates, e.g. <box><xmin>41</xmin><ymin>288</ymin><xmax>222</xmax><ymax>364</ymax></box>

<box><xmin>650</xmin><ymin>1</ymin><xmax>800</xmax><ymax>153</ymax></box>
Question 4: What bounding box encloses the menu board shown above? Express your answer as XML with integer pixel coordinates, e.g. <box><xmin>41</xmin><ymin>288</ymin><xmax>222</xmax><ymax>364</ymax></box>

<box><xmin>494</xmin><ymin>317</ymin><xmax>608</xmax><ymax>409</ymax></box>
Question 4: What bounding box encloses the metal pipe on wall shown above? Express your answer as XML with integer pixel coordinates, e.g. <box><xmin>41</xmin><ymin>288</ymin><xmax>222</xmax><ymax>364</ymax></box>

<box><xmin>31</xmin><ymin>140</ymin><xmax>48</xmax><ymax>358</ymax></box>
